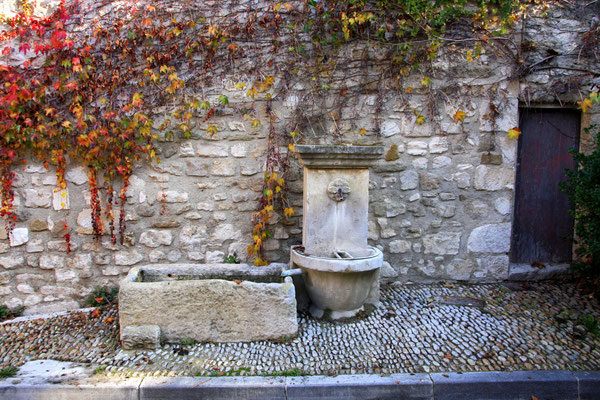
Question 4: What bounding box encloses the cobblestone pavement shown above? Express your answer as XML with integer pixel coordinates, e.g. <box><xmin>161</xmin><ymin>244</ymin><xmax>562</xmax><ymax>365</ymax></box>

<box><xmin>1</xmin><ymin>282</ymin><xmax>599</xmax><ymax>377</ymax></box>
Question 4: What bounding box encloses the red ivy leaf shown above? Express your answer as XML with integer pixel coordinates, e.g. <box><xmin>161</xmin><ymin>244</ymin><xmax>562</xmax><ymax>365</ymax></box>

<box><xmin>18</xmin><ymin>43</ymin><xmax>30</xmax><ymax>54</ymax></box>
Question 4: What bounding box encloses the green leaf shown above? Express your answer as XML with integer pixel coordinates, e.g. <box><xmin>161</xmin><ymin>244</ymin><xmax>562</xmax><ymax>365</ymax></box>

<box><xmin>218</xmin><ymin>95</ymin><xmax>229</xmax><ymax>105</ymax></box>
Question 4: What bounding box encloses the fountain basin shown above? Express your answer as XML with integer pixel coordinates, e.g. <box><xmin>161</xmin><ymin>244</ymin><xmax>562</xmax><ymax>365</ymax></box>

<box><xmin>290</xmin><ymin>246</ymin><xmax>383</xmax><ymax>320</ymax></box>
<box><xmin>118</xmin><ymin>263</ymin><xmax>297</xmax><ymax>349</ymax></box>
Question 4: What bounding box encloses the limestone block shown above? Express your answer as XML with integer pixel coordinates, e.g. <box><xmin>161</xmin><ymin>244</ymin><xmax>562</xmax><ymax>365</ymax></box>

<box><xmin>429</xmin><ymin>137</ymin><xmax>449</xmax><ymax>154</ymax></box>
<box><xmin>114</xmin><ymin>250</ymin><xmax>144</xmax><ymax>266</ymax></box>
<box><xmin>454</xmin><ymin>172</ymin><xmax>471</xmax><ymax>189</ymax></box>
<box><xmin>24</xmin><ymin>294</ymin><xmax>43</xmax><ymax>307</ymax></box>
<box><xmin>179</xmin><ymin>224</ymin><xmax>206</xmax><ymax>246</ymax></box>
<box><xmin>26</xmin><ymin>255</ymin><xmax>39</xmax><ymax>267</ymax></box>
<box><xmin>381</xmin><ymin>120</ymin><xmax>400</xmax><ymax>137</ymax></box>
<box><xmin>372</xmin><ymin>199</ymin><xmax>406</xmax><ymax>218</ymax></box>
<box><xmin>494</xmin><ymin>197</ymin><xmax>512</xmax><ymax>215</ymax></box>
<box><xmin>379</xmin><ymin>261</ymin><xmax>398</xmax><ymax>283</ymax></box>
<box><xmin>240</xmin><ymin>161</ymin><xmax>261</xmax><ymax>176</ymax></box>
<box><xmin>205</xmin><ymin>250</ymin><xmax>225</xmax><ymax>263</ymax></box>
<box><xmin>212</xmin><ymin>224</ymin><xmax>242</xmax><ymax>241</ymax></box>
<box><xmin>52</xmin><ymin>189</ymin><xmax>71</xmax><ymax>211</ymax></box>
<box><xmin>29</xmin><ymin>219</ymin><xmax>48</xmax><ymax>231</ymax></box>
<box><xmin>65</xmin><ymin>166</ymin><xmax>88</xmax><ymax>185</ymax></box>
<box><xmin>467</xmin><ymin>223</ymin><xmax>511</xmax><ymax>253</ymax></box>
<box><xmin>66</xmin><ymin>253</ymin><xmax>93</xmax><ymax>270</ymax></box>
<box><xmin>389</xmin><ymin>240</ymin><xmax>410</xmax><ymax>254</ymax></box>
<box><xmin>27</xmin><ymin>239</ymin><xmax>44</xmax><ymax>253</ymax></box>
<box><xmin>444</xmin><ymin>258</ymin><xmax>475</xmax><ymax>281</ymax></box>
<box><xmin>230</xmin><ymin>143</ymin><xmax>247</xmax><ymax>157</ymax></box>
<box><xmin>381</xmin><ymin>229</ymin><xmax>397</xmax><ymax>239</ymax></box>
<box><xmin>102</xmin><ymin>266</ymin><xmax>120</xmax><ymax>276</ymax></box>
<box><xmin>23</xmin><ymin>301</ymin><xmax>80</xmax><ymax>316</ymax></box>
<box><xmin>432</xmin><ymin>156</ymin><xmax>451</xmax><ymax>169</ymax></box>
<box><xmin>368</xmin><ymin>220</ymin><xmax>378</xmax><ymax>240</ymax></box>
<box><xmin>196</xmin><ymin>144</ymin><xmax>228</xmax><ymax>157</ymax></box>
<box><xmin>149</xmin><ymin>173</ymin><xmax>169</xmax><ymax>182</ymax></box>
<box><xmin>9</xmin><ymin>228</ymin><xmax>29</xmax><ymax>247</ymax></box>
<box><xmin>156</xmin><ymin>191</ymin><xmax>189</xmax><ymax>203</ymax></box>
<box><xmin>210</xmin><ymin>159</ymin><xmax>236</xmax><ymax>176</ymax></box>
<box><xmin>179</xmin><ymin>142</ymin><xmax>196</xmax><ymax>157</ymax></box>
<box><xmin>412</xmin><ymin>158</ymin><xmax>428</xmax><ymax>169</ymax></box>
<box><xmin>76</xmin><ymin>209</ymin><xmax>100</xmax><ymax>235</ymax></box>
<box><xmin>0</xmin><ymin>272</ymin><xmax>11</xmax><ymax>284</ymax></box>
<box><xmin>184</xmin><ymin>159</ymin><xmax>209</xmax><ymax>177</ymax></box>
<box><xmin>48</xmin><ymin>240</ymin><xmax>77</xmax><ymax>252</ymax></box>
<box><xmin>5</xmin><ymin>297</ymin><xmax>23</xmax><ymax>310</ymax></box>
<box><xmin>23</xmin><ymin>188</ymin><xmax>52</xmax><ymax>208</ymax></box>
<box><xmin>39</xmin><ymin>254</ymin><xmax>64</xmax><ymax>270</ymax></box>
<box><xmin>0</xmin><ymin>256</ymin><xmax>24</xmax><ymax>270</ymax></box>
<box><xmin>149</xmin><ymin>250</ymin><xmax>165</xmax><ymax>263</ymax></box>
<box><xmin>474</xmin><ymin>165</ymin><xmax>514</xmax><ymax>191</ymax></box>
<box><xmin>399</xmin><ymin>170</ymin><xmax>419</xmax><ymax>190</ymax></box>
<box><xmin>406</xmin><ymin>141</ymin><xmax>428</xmax><ymax>156</ymax></box>
<box><xmin>43</xmin><ymin>175</ymin><xmax>58</xmax><ymax>186</ymax></box>
<box><xmin>121</xmin><ymin>325</ymin><xmax>161</xmax><ymax>350</ymax></box>
<box><xmin>139</xmin><ymin>230</ymin><xmax>173</xmax><ymax>248</ymax></box>
<box><xmin>437</xmin><ymin>204</ymin><xmax>456</xmax><ymax>218</ymax></box>
<box><xmin>419</xmin><ymin>173</ymin><xmax>441</xmax><ymax>191</ymax></box>
<box><xmin>475</xmin><ymin>255</ymin><xmax>509</xmax><ymax>280</ymax></box>
<box><xmin>228</xmin><ymin>121</ymin><xmax>246</xmax><ymax>131</ymax></box>
<box><xmin>167</xmin><ymin>250</ymin><xmax>181</xmax><ymax>262</ymax></box>
<box><xmin>55</xmin><ymin>268</ymin><xmax>79</xmax><ymax>283</ymax></box>
<box><xmin>423</xmin><ymin>232</ymin><xmax>461</xmax><ymax>255</ymax></box>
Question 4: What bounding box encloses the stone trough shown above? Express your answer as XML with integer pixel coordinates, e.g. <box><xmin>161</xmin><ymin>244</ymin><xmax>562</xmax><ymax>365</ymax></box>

<box><xmin>118</xmin><ymin>263</ymin><xmax>297</xmax><ymax>349</ymax></box>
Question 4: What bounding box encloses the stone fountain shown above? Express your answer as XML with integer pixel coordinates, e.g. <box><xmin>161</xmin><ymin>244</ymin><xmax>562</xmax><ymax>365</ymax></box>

<box><xmin>290</xmin><ymin>145</ymin><xmax>384</xmax><ymax>320</ymax></box>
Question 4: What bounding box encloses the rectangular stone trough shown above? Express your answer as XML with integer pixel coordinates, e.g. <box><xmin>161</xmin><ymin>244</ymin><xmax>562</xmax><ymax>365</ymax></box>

<box><xmin>118</xmin><ymin>263</ymin><xmax>297</xmax><ymax>349</ymax></box>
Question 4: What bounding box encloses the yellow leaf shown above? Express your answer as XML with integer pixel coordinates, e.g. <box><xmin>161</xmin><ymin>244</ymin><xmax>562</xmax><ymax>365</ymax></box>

<box><xmin>453</xmin><ymin>110</ymin><xmax>466</xmax><ymax>123</ymax></box>
<box><xmin>359</xmin><ymin>128</ymin><xmax>366</xmax><ymax>135</ymax></box>
<box><xmin>275</xmin><ymin>186</ymin><xmax>281</xmax><ymax>193</ymax></box>
<box><xmin>421</xmin><ymin>77</ymin><xmax>431</xmax><ymax>87</ymax></box>
<box><xmin>578</xmin><ymin>98</ymin><xmax>593</xmax><ymax>113</ymax></box>
<box><xmin>206</xmin><ymin>125</ymin><xmax>218</xmax><ymax>135</ymax></box>
<box><xmin>416</xmin><ymin>115</ymin><xmax>425</xmax><ymax>125</ymax></box>
<box><xmin>508</xmin><ymin>127</ymin><xmax>522</xmax><ymax>140</ymax></box>
<box><xmin>288</xmin><ymin>143</ymin><xmax>294</xmax><ymax>152</ymax></box>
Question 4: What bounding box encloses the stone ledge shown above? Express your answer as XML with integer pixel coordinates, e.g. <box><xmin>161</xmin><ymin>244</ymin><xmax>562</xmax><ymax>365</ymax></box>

<box><xmin>2</xmin><ymin>368</ymin><xmax>599</xmax><ymax>400</ymax></box>
<box><xmin>295</xmin><ymin>145</ymin><xmax>384</xmax><ymax>169</ymax></box>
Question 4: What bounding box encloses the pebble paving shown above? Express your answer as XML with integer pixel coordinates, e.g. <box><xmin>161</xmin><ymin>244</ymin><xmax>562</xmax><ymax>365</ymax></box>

<box><xmin>0</xmin><ymin>282</ymin><xmax>599</xmax><ymax>377</ymax></box>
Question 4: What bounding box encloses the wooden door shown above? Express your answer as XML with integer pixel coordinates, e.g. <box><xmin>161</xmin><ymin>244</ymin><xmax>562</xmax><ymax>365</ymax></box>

<box><xmin>511</xmin><ymin>108</ymin><xmax>580</xmax><ymax>264</ymax></box>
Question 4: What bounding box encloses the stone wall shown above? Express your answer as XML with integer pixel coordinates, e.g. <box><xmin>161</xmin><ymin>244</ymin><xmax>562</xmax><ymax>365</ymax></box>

<box><xmin>0</xmin><ymin>0</ymin><xmax>599</xmax><ymax>314</ymax></box>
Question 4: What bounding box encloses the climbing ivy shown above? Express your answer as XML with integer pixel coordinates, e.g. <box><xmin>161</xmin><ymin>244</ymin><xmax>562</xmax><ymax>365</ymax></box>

<box><xmin>0</xmin><ymin>0</ymin><xmax>597</xmax><ymax>263</ymax></box>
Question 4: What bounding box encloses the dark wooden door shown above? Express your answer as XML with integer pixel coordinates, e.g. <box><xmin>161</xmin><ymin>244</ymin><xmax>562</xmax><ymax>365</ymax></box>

<box><xmin>511</xmin><ymin>108</ymin><xmax>580</xmax><ymax>264</ymax></box>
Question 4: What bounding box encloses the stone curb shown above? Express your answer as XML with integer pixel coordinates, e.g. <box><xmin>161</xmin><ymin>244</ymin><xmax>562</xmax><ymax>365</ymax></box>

<box><xmin>1</xmin><ymin>371</ymin><xmax>599</xmax><ymax>399</ymax></box>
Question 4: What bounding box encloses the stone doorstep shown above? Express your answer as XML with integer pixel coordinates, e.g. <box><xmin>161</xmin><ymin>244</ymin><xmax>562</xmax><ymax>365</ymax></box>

<box><xmin>1</xmin><ymin>363</ymin><xmax>599</xmax><ymax>400</ymax></box>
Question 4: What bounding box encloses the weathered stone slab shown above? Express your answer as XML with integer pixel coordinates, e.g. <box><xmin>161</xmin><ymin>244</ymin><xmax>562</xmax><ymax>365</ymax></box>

<box><xmin>467</xmin><ymin>223</ymin><xmax>511</xmax><ymax>253</ymax></box>
<box><xmin>119</xmin><ymin>264</ymin><xmax>297</xmax><ymax>344</ymax></box>
<box><xmin>121</xmin><ymin>325</ymin><xmax>161</xmax><ymax>350</ymax></box>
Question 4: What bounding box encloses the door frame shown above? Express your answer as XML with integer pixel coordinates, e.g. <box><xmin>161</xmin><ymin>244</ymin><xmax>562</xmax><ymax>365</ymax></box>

<box><xmin>508</xmin><ymin>104</ymin><xmax>585</xmax><ymax>280</ymax></box>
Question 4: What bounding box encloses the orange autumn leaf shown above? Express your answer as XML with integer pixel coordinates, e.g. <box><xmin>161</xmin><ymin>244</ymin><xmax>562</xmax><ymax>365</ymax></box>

<box><xmin>508</xmin><ymin>127</ymin><xmax>522</xmax><ymax>140</ymax></box>
<box><xmin>453</xmin><ymin>110</ymin><xmax>466</xmax><ymax>123</ymax></box>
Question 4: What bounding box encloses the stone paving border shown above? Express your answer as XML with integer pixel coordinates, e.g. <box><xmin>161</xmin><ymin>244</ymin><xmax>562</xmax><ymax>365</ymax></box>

<box><xmin>2</xmin><ymin>371</ymin><xmax>599</xmax><ymax>399</ymax></box>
